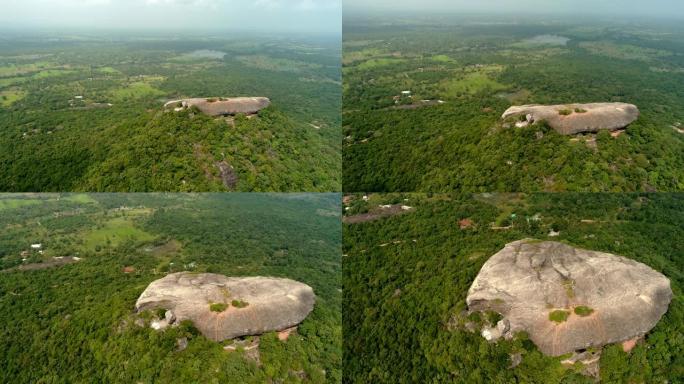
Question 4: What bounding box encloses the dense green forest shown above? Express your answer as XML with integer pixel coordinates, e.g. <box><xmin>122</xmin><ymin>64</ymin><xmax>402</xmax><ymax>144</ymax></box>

<box><xmin>0</xmin><ymin>193</ymin><xmax>341</xmax><ymax>383</ymax></box>
<box><xmin>343</xmin><ymin>16</ymin><xmax>684</xmax><ymax>192</ymax></box>
<box><xmin>343</xmin><ymin>192</ymin><xmax>683</xmax><ymax>383</ymax></box>
<box><xmin>0</xmin><ymin>34</ymin><xmax>341</xmax><ymax>191</ymax></box>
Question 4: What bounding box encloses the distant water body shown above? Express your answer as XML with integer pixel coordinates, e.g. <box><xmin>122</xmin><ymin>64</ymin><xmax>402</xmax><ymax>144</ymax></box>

<box><xmin>187</xmin><ymin>50</ymin><xmax>227</xmax><ymax>59</ymax></box>
<box><xmin>523</xmin><ymin>35</ymin><xmax>571</xmax><ymax>46</ymax></box>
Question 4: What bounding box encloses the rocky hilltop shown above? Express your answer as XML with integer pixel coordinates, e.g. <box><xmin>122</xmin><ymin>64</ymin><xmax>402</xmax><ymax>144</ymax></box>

<box><xmin>135</xmin><ymin>272</ymin><xmax>315</xmax><ymax>341</ymax></box>
<box><xmin>502</xmin><ymin>102</ymin><xmax>639</xmax><ymax>135</ymax></box>
<box><xmin>466</xmin><ymin>240</ymin><xmax>671</xmax><ymax>356</ymax></box>
<box><xmin>164</xmin><ymin>97</ymin><xmax>270</xmax><ymax>116</ymax></box>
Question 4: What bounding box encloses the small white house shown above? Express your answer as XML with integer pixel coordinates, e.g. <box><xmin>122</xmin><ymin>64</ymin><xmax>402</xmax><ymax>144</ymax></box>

<box><xmin>74</xmin><ymin>96</ymin><xmax>83</xmax><ymax>99</ymax></box>
<box><xmin>30</xmin><ymin>243</ymin><xmax>42</xmax><ymax>250</ymax></box>
<box><xmin>401</xmin><ymin>91</ymin><xmax>411</xmax><ymax>95</ymax></box>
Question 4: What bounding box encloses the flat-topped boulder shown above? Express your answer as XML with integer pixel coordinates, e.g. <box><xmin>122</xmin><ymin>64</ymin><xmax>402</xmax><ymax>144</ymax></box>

<box><xmin>466</xmin><ymin>240</ymin><xmax>671</xmax><ymax>356</ymax></box>
<box><xmin>164</xmin><ymin>97</ymin><xmax>270</xmax><ymax>116</ymax></box>
<box><xmin>502</xmin><ymin>102</ymin><xmax>639</xmax><ymax>135</ymax></box>
<box><xmin>135</xmin><ymin>272</ymin><xmax>315</xmax><ymax>341</ymax></box>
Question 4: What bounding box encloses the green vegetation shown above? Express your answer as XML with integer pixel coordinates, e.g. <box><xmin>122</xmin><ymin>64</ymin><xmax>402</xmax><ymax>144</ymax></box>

<box><xmin>485</xmin><ymin>310</ymin><xmax>503</xmax><ymax>325</ymax></box>
<box><xmin>558</xmin><ymin>108</ymin><xmax>572</xmax><ymax>116</ymax></box>
<box><xmin>236</xmin><ymin>55</ymin><xmax>323</xmax><ymax>72</ymax></box>
<box><xmin>98</xmin><ymin>66</ymin><xmax>122</xmax><ymax>75</ymax></box>
<box><xmin>31</xmin><ymin>69</ymin><xmax>76</xmax><ymax>80</ymax></box>
<box><xmin>562</xmin><ymin>278</ymin><xmax>575</xmax><ymax>298</ymax></box>
<box><xmin>0</xmin><ymin>88</ymin><xmax>26</xmax><ymax>107</ymax></box>
<box><xmin>231</xmin><ymin>300</ymin><xmax>249</xmax><ymax>308</ymax></box>
<box><xmin>0</xmin><ymin>193</ymin><xmax>341</xmax><ymax>383</ymax></box>
<box><xmin>155</xmin><ymin>308</ymin><xmax>167</xmax><ymax>319</ymax></box>
<box><xmin>579</xmin><ymin>41</ymin><xmax>672</xmax><ymax>62</ymax></box>
<box><xmin>343</xmin><ymin>17</ymin><xmax>684</xmax><ymax>192</ymax></box>
<box><xmin>0</xmin><ymin>198</ymin><xmax>40</xmax><ymax>210</ymax></box>
<box><xmin>63</xmin><ymin>193</ymin><xmax>98</xmax><ymax>204</ymax></box>
<box><xmin>431</xmin><ymin>55</ymin><xmax>456</xmax><ymax>63</ymax></box>
<box><xmin>574</xmin><ymin>108</ymin><xmax>587</xmax><ymax>113</ymax></box>
<box><xmin>549</xmin><ymin>310</ymin><xmax>570</xmax><ymax>323</ymax></box>
<box><xmin>343</xmin><ymin>192</ymin><xmax>684</xmax><ymax>383</ymax></box>
<box><xmin>82</xmin><ymin>215</ymin><xmax>156</xmax><ymax>252</ymax></box>
<box><xmin>0</xmin><ymin>60</ymin><xmax>55</xmax><ymax>76</ymax></box>
<box><xmin>0</xmin><ymin>34</ymin><xmax>341</xmax><ymax>191</ymax></box>
<box><xmin>109</xmin><ymin>81</ymin><xmax>166</xmax><ymax>101</ymax></box>
<box><xmin>210</xmin><ymin>302</ymin><xmax>229</xmax><ymax>312</ymax></box>
<box><xmin>357</xmin><ymin>58</ymin><xmax>407</xmax><ymax>70</ymax></box>
<box><xmin>574</xmin><ymin>306</ymin><xmax>594</xmax><ymax>317</ymax></box>
<box><xmin>442</xmin><ymin>71</ymin><xmax>507</xmax><ymax>97</ymax></box>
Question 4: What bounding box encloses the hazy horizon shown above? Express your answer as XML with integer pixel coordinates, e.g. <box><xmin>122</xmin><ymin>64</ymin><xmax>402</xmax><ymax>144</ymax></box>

<box><xmin>0</xmin><ymin>0</ymin><xmax>341</xmax><ymax>36</ymax></box>
<box><xmin>344</xmin><ymin>0</ymin><xmax>684</xmax><ymax>20</ymax></box>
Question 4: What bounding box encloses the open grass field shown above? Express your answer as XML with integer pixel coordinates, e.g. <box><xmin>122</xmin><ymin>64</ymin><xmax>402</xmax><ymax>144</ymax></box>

<box><xmin>342</xmin><ymin>47</ymin><xmax>384</xmax><ymax>65</ymax></box>
<box><xmin>62</xmin><ymin>193</ymin><xmax>98</xmax><ymax>204</ymax></box>
<box><xmin>32</xmin><ymin>69</ymin><xmax>76</xmax><ymax>79</ymax></box>
<box><xmin>97</xmin><ymin>66</ymin><xmax>122</xmax><ymax>75</ymax></box>
<box><xmin>0</xmin><ymin>198</ymin><xmax>41</xmax><ymax>210</ymax></box>
<box><xmin>357</xmin><ymin>58</ymin><xmax>407</xmax><ymax>70</ymax></box>
<box><xmin>0</xmin><ymin>77</ymin><xmax>26</xmax><ymax>88</ymax></box>
<box><xmin>81</xmin><ymin>215</ymin><xmax>156</xmax><ymax>251</ymax></box>
<box><xmin>431</xmin><ymin>54</ymin><xmax>457</xmax><ymax>63</ymax></box>
<box><xmin>0</xmin><ymin>61</ymin><xmax>56</xmax><ymax>77</ymax></box>
<box><xmin>109</xmin><ymin>81</ymin><xmax>166</xmax><ymax>101</ymax></box>
<box><xmin>441</xmin><ymin>71</ymin><xmax>508</xmax><ymax>96</ymax></box>
<box><xmin>0</xmin><ymin>89</ymin><xmax>26</xmax><ymax>107</ymax></box>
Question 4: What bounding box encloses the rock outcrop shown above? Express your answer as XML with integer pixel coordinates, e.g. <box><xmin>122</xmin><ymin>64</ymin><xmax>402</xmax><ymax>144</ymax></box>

<box><xmin>502</xmin><ymin>102</ymin><xmax>639</xmax><ymax>135</ymax></box>
<box><xmin>136</xmin><ymin>272</ymin><xmax>315</xmax><ymax>341</ymax></box>
<box><xmin>164</xmin><ymin>97</ymin><xmax>270</xmax><ymax>116</ymax></box>
<box><xmin>466</xmin><ymin>240</ymin><xmax>672</xmax><ymax>356</ymax></box>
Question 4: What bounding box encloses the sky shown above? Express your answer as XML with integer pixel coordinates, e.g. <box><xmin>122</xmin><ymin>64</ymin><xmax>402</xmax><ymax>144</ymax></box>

<box><xmin>344</xmin><ymin>0</ymin><xmax>684</xmax><ymax>19</ymax></box>
<box><xmin>0</xmin><ymin>0</ymin><xmax>341</xmax><ymax>35</ymax></box>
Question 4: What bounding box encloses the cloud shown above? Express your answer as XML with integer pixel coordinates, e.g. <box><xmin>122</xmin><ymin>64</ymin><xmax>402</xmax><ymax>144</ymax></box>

<box><xmin>254</xmin><ymin>0</ymin><xmax>339</xmax><ymax>11</ymax></box>
<box><xmin>1</xmin><ymin>0</ymin><xmax>341</xmax><ymax>34</ymax></box>
<box><xmin>43</xmin><ymin>0</ymin><xmax>112</xmax><ymax>5</ymax></box>
<box><xmin>144</xmin><ymin>0</ymin><xmax>218</xmax><ymax>5</ymax></box>
<box><xmin>344</xmin><ymin>0</ymin><xmax>684</xmax><ymax>17</ymax></box>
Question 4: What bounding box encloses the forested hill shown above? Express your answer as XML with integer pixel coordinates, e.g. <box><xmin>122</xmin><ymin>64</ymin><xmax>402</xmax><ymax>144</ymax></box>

<box><xmin>0</xmin><ymin>193</ymin><xmax>342</xmax><ymax>383</ymax></box>
<box><xmin>342</xmin><ymin>19</ymin><xmax>684</xmax><ymax>192</ymax></box>
<box><xmin>343</xmin><ymin>193</ymin><xmax>683</xmax><ymax>383</ymax></box>
<box><xmin>0</xmin><ymin>36</ymin><xmax>341</xmax><ymax>192</ymax></box>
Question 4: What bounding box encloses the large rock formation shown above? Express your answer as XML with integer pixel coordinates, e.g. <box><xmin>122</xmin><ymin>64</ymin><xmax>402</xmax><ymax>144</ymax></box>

<box><xmin>502</xmin><ymin>102</ymin><xmax>639</xmax><ymax>135</ymax></box>
<box><xmin>164</xmin><ymin>97</ymin><xmax>270</xmax><ymax>116</ymax></box>
<box><xmin>135</xmin><ymin>272</ymin><xmax>315</xmax><ymax>341</ymax></box>
<box><xmin>467</xmin><ymin>240</ymin><xmax>671</xmax><ymax>356</ymax></box>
